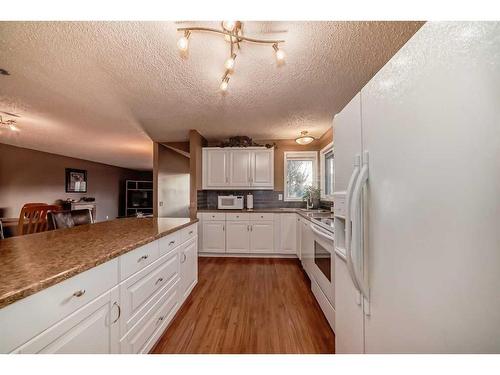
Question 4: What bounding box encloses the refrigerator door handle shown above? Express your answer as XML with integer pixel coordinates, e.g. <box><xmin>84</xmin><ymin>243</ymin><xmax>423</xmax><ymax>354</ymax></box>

<box><xmin>345</xmin><ymin>154</ymin><xmax>362</xmax><ymax>292</ymax></box>
<box><xmin>350</xmin><ymin>152</ymin><xmax>370</xmax><ymax>300</ymax></box>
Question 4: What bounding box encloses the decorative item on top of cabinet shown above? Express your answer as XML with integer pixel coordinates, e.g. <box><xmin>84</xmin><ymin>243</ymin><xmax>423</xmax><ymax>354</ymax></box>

<box><xmin>202</xmin><ymin>147</ymin><xmax>274</xmax><ymax>190</ymax></box>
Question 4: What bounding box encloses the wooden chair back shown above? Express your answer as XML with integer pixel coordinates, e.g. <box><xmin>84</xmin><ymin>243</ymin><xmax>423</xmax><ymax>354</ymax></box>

<box><xmin>18</xmin><ymin>204</ymin><xmax>60</xmax><ymax>235</ymax></box>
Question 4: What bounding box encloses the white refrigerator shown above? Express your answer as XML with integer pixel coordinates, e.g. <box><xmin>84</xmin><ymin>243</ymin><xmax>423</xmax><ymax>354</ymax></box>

<box><xmin>333</xmin><ymin>22</ymin><xmax>500</xmax><ymax>353</ymax></box>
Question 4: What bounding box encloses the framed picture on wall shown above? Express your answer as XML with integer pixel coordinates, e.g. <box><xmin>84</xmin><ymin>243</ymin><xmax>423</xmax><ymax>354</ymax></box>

<box><xmin>65</xmin><ymin>168</ymin><xmax>87</xmax><ymax>193</ymax></box>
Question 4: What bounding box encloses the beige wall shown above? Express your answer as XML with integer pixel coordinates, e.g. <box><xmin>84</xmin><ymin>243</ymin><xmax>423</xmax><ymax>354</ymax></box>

<box><xmin>258</xmin><ymin>128</ymin><xmax>334</xmax><ymax>191</ymax></box>
<box><xmin>154</xmin><ymin>143</ymin><xmax>190</xmax><ymax>218</ymax></box>
<box><xmin>0</xmin><ymin>143</ymin><xmax>150</xmax><ymax>221</ymax></box>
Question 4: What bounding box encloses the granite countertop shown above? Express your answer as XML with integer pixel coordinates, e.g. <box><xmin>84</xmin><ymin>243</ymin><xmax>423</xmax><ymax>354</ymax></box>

<box><xmin>0</xmin><ymin>217</ymin><xmax>197</xmax><ymax>309</ymax></box>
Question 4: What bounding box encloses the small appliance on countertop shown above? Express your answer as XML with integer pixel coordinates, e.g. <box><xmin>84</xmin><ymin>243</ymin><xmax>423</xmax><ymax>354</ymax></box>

<box><xmin>218</xmin><ymin>195</ymin><xmax>244</xmax><ymax>210</ymax></box>
<box><xmin>246</xmin><ymin>194</ymin><xmax>253</xmax><ymax>210</ymax></box>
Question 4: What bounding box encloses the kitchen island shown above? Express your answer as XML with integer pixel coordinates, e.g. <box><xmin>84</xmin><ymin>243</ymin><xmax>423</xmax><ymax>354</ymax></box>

<box><xmin>0</xmin><ymin>217</ymin><xmax>198</xmax><ymax>353</ymax></box>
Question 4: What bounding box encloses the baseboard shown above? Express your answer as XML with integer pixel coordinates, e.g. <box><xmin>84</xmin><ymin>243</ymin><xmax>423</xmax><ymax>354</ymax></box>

<box><xmin>198</xmin><ymin>253</ymin><xmax>298</xmax><ymax>259</ymax></box>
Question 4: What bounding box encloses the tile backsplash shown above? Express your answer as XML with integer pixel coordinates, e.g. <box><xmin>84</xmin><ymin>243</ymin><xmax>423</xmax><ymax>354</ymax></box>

<box><xmin>197</xmin><ymin>190</ymin><xmax>307</xmax><ymax>210</ymax></box>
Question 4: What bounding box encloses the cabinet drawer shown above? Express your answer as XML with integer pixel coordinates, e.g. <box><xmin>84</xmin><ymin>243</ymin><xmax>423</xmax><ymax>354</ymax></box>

<box><xmin>202</xmin><ymin>212</ymin><xmax>226</xmax><ymax>221</ymax></box>
<box><xmin>180</xmin><ymin>224</ymin><xmax>197</xmax><ymax>243</ymax></box>
<box><xmin>0</xmin><ymin>259</ymin><xmax>118</xmax><ymax>354</ymax></box>
<box><xmin>250</xmin><ymin>212</ymin><xmax>274</xmax><ymax>221</ymax></box>
<box><xmin>119</xmin><ymin>251</ymin><xmax>179</xmax><ymax>337</ymax></box>
<box><xmin>119</xmin><ymin>240</ymin><xmax>159</xmax><ymax>281</ymax></box>
<box><xmin>159</xmin><ymin>232</ymin><xmax>181</xmax><ymax>256</ymax></box>
<box><xmin>120</xmin><ymin>280</ymin><xmax>179</xmax><ymax>354</ymax></box>
<box><xmin>226</xmin><ymin>212</ymin><xmax>249</xmax><ymax>221</ymax></box>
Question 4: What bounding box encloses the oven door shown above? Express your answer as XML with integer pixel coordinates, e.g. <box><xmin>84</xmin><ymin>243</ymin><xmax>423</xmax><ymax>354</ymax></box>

<box><xmin>311</xmin><ymin>224</ymin><xmax>335</xmax><ymax>307</ymax></box>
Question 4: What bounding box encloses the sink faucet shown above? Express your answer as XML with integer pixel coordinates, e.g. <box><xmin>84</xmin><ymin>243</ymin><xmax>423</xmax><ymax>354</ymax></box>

<box><xmin>306</xmin><ymin>198</ymin><xmax>313</xmax><ymax>210</ymax></box>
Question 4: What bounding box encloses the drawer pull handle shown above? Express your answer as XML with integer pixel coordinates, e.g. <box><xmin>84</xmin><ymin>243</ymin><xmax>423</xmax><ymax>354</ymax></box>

<box><xmin>181</xmin><ymin>253</ymin><xmax>187</xmax><ymax>263</ymax></box>
<box><xmin>189</xmin><ymin>230</ymin><xmax>193</xmax><ymax>235</ymax></box>
<box><xmin>112</xmin><ymin>302</ymin><xmax>121</xmax><ymax>324</ymax></box>
<box><xmin>169</xmin><ymin>240</ymin><xmax>176</xmax><ymax>246</ymax></box>
<box><xmin>73</xmin><ymin>289</ymin><xmax>86</xmax><ymax>298</ymax></box>
<box><xmin>138</xmin><ymin>254</ymin><xmax>149</xmax><ymax>262</ymax></box>
<box><xmin>155</xmin><ymin>277</ymin><xmax>164</xmax><ymax>285</ymax></box>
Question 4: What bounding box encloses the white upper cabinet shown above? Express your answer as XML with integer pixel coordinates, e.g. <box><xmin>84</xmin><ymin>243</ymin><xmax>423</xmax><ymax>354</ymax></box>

<box><xmin>203</xmin><ymin>147</ymin><xmax>274</xmax><ymax>190</ymax></box>
<box><xmin>251</xmin><ymin>149</ymin><xmax>274</xmax><ymax>188</ymax></box>
<box><xmin>203</xmin><ymin>149</ymin><xmax>229</xmax><ymax>188</ymax></box>
<box><xmin>229</xmin><ymin>149</ymin><xmax>252</xmax><ymax>186</ymax></box>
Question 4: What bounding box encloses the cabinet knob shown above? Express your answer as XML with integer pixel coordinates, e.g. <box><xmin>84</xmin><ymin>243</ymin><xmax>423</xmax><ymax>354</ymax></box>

<box><xmin>73</xmin><ymin>289</ymin><xmax>86</xmax><ymax>298</ymax></box>
<box><xmin>155</xmin><ymin>277</ymin><xmax>164</xmax><ymax>285</ymax></box>
<box><xmin>189</xmin><ymin>230</ymin><xmax>193</xmax><ymax>235</ymax></box>
<box><xmin>169</xmin><ymin>240</ymin><xmax>176</xmax><ymax>246</ymax></box>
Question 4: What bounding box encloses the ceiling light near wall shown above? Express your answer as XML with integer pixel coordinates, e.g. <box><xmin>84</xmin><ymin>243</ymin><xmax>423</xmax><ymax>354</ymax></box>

<box><xmin>295</xmin><ymin>131</ymin><xmax>315</xmax><ymax>145</ymax></box>
<box><xmin>177</xmin><ymin>21</ymin><xmax>286</xmax><ymax>92</ymax></box>
<box><xmin>0</xmin><ymin>115</ymin><xmax>20</xmax><ymax>132</ymax></box>
<box><xmin>177</xmin><ymin>31</ymin><xmax>190</xmax><ymax>51</ymax></box>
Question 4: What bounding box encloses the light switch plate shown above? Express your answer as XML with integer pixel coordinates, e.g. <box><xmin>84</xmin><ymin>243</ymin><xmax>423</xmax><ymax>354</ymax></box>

<box><xmin>278</xmin><ymin>194</ymin><xmax>283</xmax><ymax>201</ymax></box>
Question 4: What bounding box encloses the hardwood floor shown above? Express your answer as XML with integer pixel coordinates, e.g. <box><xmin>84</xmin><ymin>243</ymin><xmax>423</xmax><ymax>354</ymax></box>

<box><xmin>151</xmin><ymin>257</ymin><xmax>335</xmax><ymax>354</ymax></box>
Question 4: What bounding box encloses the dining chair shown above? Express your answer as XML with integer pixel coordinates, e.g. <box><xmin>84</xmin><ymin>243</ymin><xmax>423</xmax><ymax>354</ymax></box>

<box><xmin>17</xmin><ymin>204</ymin><xmax>60</xmax><ymax>235</ymax></box>
<box><xmin>0</xmin><ymin>220</ymin><xmax>4</xmax><ymax>240</ymax></box>
<box><xmin>48</xmin><ymin>209</ymin><xmax>93</xmax><ymax>230</ymax></box>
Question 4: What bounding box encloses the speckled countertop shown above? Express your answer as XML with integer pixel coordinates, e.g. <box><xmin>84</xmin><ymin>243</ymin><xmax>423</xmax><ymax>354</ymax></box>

<box><xmin>0</xmin><ymin>217</ymin><xmax>197</xmax><ymax>309</ymax></box>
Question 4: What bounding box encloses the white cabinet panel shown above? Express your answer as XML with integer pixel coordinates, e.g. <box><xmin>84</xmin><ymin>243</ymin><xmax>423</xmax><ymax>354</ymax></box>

<box><xmin>203</xmin><ymin>149</ymin><xmax>229</xmax><ymax>188</ymax></box>
<box><xmin>119</xmin><ymin>252</ymin><xmax>179</xmax><ymax>336</ymax></box>
<box><xmin>229</xmin><ymin>150</ymin><xmax>251</xmax><ymax>186</ymax></box>
<box><xmin>251</xmin><ymin>149</ymin><xmax>274</xmax><ymax>188</ymax></box>
<box><xmin>15</xmin><ymin>287</ymin><xmax>120</xmax><ymax>354</ymax></box>
<box><xmin>203</xmin><ymin>148</ymin><xmax>274</xmax><ymax>190</ymax></box>
<box><xmin>226</xmin><ymin>221</ymin><xmax>251</xmax><ymax>253</ymax></box>
<box><xmin>201</xmin><ymin>221</ymin><xmax>226</xmax><ymax>253</ymax></box>
<box><xmin>250</xmin><ymin>222</ymin><xmax>274</xmax><ymax>253</ymax></box>
<box><xmin>180</xmin><ymin>238</ymin><xmax>198</xmax><ymax>300</ymax></box>
<box><xmin>279</xmin><ymin>213</ymin><xmax>297</xmax><ymax>254</ymax></box>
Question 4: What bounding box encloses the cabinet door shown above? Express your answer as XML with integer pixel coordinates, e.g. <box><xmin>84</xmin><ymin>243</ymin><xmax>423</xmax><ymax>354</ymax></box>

<box><xmin>180</xmin><ymin>238</ymin><xmax>198</xmax><ymax>301</ymax></box>
<box><xmin>204</xmin><ymin>149</ymin><xmax>229</xmax><ymax>188</ymax></box>
<box><xmin>201</xmin><ymin>221</ymin><xmax>226</xmax><ymax>253</ymax></box>
<box><xmin>279</xmin><ymin>214</ymin><xmax>297</xmax><ymax>254</ymax></box>
<box><xmin>251</xmin><ymin>149</ymin><xmax>274</xmax><ymax>188</ymax></box>
<box><xmin>229</xmin><ymin>150</ymin><xmax>251</xmax><ymax>186</ymax></box>
<box><xmin>250</xmin><ymin>221</ymin><xmax>274</xmax><ymax>253</ymax></box>
<box><xmin>226</xmin><ymin>221</ymin><xmax>250</xmax><ymax>253</ymax></box>
<box><xmin>16</xmin><ymin>288</ymin><xmax>120</xmax><ymax>354</ymax></box>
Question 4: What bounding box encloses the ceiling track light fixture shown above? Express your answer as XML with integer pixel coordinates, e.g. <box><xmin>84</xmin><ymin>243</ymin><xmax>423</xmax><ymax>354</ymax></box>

<box><xmin>177</xmin><ymin>21</ymin><xmax>286</xmax><ymax>92</ymax></box>
<box><xmin>295</xmin><ymin>131</ymin><xmax>315</xmax><ymax>145</ymax></box>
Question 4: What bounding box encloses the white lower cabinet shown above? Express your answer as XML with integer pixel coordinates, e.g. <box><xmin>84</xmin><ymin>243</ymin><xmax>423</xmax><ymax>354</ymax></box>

<box><xmin>201</xmin><ymin>221</ymin><xmax>226</xmax><ymax>253</ymax></box>
<box><xmin>3</xmin><ymin>223</ymin><xmax>198</xmax><ymax>354</ymax></box>
<box><xmin>226</xmin><ymin>221</ymin><xmax>251</xmax><ymax>253</ymax></box>
<box><xmin>180</xmin><ymin>238</ymin><xmax>198</xmax><ymax>300</ymax></box>
<box><xmin>198</xmin><ymin>212</ymin><xmax>303</xmax><ymax>255</ymax></box>
<box><xmin>279</xmin><ymin>213</ymin><xmax>297</xmax><ymax>254</ymax></box>
<box><xmin>14</xmin><ymin>287</ymin><xmax>120</xmax><ymax>354</ymax></box>
<box><xmin>250</xmin><ymin>222</ymin><xmax>274</xmax><ymax>253</ymax></box>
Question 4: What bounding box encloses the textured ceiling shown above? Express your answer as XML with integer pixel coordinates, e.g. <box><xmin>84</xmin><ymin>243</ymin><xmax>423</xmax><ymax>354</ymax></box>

<box><xmin>0</xmin><ymin>21</ymin><xmax>423</xmax><ymax>170</ymax></box>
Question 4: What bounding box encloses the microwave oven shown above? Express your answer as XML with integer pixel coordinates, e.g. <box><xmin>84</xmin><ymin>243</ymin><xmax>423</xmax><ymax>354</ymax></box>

<box><xmin>218</xmin><ymin>195</ymin><xmax>244</xmax><ymax>210</ymax></box>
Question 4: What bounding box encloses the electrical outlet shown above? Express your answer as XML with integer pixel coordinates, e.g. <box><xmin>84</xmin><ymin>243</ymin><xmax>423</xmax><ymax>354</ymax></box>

<box><xmin>106</xmin><ymin>215</ymin><xmax>109</xmax><ymax>220</ymax></box>
<box><xmin>278</xmin><ymin>194</ymin><xmax>283</xmax><ymax>201</ymax></box>
<box><xmin>159</xmin><ymin>201</ymin><xmax>164</xmax><ymax>206</ymax></box>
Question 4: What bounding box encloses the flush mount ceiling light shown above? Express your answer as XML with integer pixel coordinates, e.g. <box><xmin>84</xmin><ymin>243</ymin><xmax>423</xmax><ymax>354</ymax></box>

<box><xmin>295</xmin><ymin>131</ymin><xmax>315</xmax><ymax>145</ymax></box>
<box><xmin>177</xmin><ymin>21</ymin><xmax>286</xmax><ymax>92</ymax></box>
